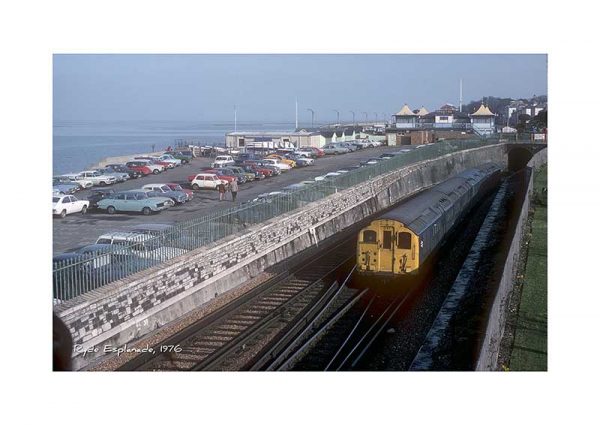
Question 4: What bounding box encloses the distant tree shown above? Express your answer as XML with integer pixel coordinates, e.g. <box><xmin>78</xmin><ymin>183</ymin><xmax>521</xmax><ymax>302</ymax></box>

<box><xmin>516</xmin><ymin>114</ymin><xmax>531</xmax><ymax>134</ymax></box>
<box><xmin>530</xmin><ymin>110</ymin><xmax>547</xmax><ymax>131</ymax></box>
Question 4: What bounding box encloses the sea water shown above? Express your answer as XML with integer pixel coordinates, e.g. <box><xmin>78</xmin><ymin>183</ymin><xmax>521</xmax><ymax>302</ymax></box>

<box><xmin>53</xmin><ymin>120</ymin><xmax>295</xmax><ymax>175</ymax></box>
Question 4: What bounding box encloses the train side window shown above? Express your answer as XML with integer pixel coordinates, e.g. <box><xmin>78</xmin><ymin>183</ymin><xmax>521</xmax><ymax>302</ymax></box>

<box><xmin>397</xmin><ymin>232</ymin><xmax>411</xmax><ymax>249</ymax></box>
<box><xmin>382</xmin><ymin>231</ymin><xmax>392</xmax><ymax>249</ymax></box>
<box><xmin>363</xmin><ymin>230</ymin><xmax>377</xmax><ymax>243</ymax></box>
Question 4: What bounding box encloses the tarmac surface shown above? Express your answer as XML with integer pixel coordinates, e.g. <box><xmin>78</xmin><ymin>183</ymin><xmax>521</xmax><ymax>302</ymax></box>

<box><xmin>53</xmin><ymin>146</ymin><xmax>409</xmax><ymax>253</ymax></box>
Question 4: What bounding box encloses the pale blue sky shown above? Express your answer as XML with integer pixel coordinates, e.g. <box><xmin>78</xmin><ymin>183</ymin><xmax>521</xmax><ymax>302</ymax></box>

<box><xmin>53</xmin><ymin>54</ymin><xmax>547</xmax><ymax>123</ymax></box>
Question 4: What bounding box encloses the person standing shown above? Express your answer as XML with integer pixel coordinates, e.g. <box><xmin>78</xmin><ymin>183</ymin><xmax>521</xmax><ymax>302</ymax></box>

<box><xmin>217</xmin><ymin>182</ymin><xmax>226</xmax><ymax>201</ymax></box>
<box><xmin>230</xmin><ymin>179</ymin><xmax>239</xmax><ymax>201</ymax></box>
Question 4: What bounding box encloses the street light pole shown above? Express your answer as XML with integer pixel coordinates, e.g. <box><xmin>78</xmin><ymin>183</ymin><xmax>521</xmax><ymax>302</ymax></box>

<box><xmin>350</xmin><ymin>111</ymin><xmax>356</xmax><ymax>127</ymax></box>
<box><xmin>333</xmin><ymin>109</ymin><xmax>340</xmax><ymax>125</ymax></box>
<box><xmin>363</xmin><ymin>112</ymin><xmax>368</xmax><ymax>123</ymax></box>
<box><xmin>306</xmin><ymin>108</ymin><xmax>315</xmax><ymax>127</ymax></box>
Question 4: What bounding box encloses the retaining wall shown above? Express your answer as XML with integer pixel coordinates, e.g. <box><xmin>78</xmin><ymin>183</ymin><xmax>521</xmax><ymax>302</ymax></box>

<box><xmin>476</xmin><ymin>148</ymin><xmax>547</xmax><ymax>370</ymax></box>
<box><xmin>55</xmin><ymin>144</ymin><xmax>508</xmax><ymax>370</ymax></box>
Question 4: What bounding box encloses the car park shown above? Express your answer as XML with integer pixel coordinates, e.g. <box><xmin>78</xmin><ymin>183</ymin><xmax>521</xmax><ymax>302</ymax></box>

<box><xmin>96</xmin><ymin>190</ymin><xmax>174</xmax><ymax>215</ymax></box>
<box><xmin>192</xmin><ymin>168</ymin><xmax>237</xmax><ymax>184</ymax></box>
<box><xmin>78</xmin><ymin>170</ymin><xmax>118</xmax><ymax>186</ymax></box>
<box><xmin>141</xmin><ymin>184</ymin><xmax>188</xmax><ymax>204</ymax></box>
<box><xmin>211</xmin><ymin>155</ymin><xmax>235</xmax><ymax>168</ymax></box>
<box><xmin>189</xmin><ymin>173</ymin><xmax>229</xmax><ymax>190</ymax></box>
<box><xmin>61</xmin><ymin>173</ymin><xmax>95</xmax><ymax>189</ymax></box>
<box><xmin>87</xmin><ymin>188</ymin><xmax>117</xmax><ymax>208</ymax></box>
<box><xmin>52</xmin><ymin>195</ymin><xmax>89</xmax><ymax>218</ymax></box>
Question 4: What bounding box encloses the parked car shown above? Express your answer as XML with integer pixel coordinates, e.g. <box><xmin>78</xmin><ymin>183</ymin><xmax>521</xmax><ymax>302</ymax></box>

<box><xmin>128</xmin><ymin>160</ymin><xmax>164</xmax><ymax>174</ymax></box>
<box><xmin>240</xmin><ymin>164</ymin><xmax>267</xmax><ymax>179</ymax></box>
<box><xmin>124</xmin><ymin>161</ymin><xmax>154</xmax><ymax>176</ymax></box>
<box><xmin>164</xmin><ymin>183</ymin><xmax>194</xmax><ymax>200</ymax></box>
<box><xmin>225</xmin><ymin>166</ymin><xmax>254</xmax><ymax>182</ymax></box>
<box><xmin>87</xmin><ymin>188</ymin><xmax>117</xmax><ymax>208</ymax></box>
<box><xmin>191</xmin><ymin>168</ymin><xmax>237</xmax><ymax>184</ymax></box>
<box><xmin>52</xmin><ymin>195</ymin><xmax>89</xmax><ymax>218</ymax></box>
<box><xmin>265</xmin><ymin>154</ymin><xmax>296</xmax><ymax>168</ymax></box>
<box><xmin>338</xmin><ymin>142</ymin><xmax>358</xmax><ymax>152</ymax></box>
<box><xmin>360</xmin><ymin>158</ymin><xmax>385</xmax><ymax>166</ymax></box>
<box><xmin>135</xmin><ymin>156</ymin><xmax>174</xmax><ymax>169</ymax></box>
<box><xmin>95</xmin><ymin>231</ymin><xmax>187</xmax><ymax>261</ymax></box>
<box><xmin>261</xmin><ymin>158</ymin><xmax>292</xmax><ymax>171</ymax></box>
<box><xmin>166</xmin><ymin>151</ymin><xmax>192</xmax><ymax>163</ymax></box>
<box><xmin>94</xmin><ymin>167</ymin><xmax>129</xmax><ymax>182</ymax></box>
<box><xmin>60</xmin><ymin>173</ymin><xmax>95</xmax><ymax>189</ymax></box>
<box><xmin>254</xmin><ymin>161</ymin><xmax>282</xmax><ymax>175</ymax></box>
<box><xmin>322</xmin><ymin>144</ymin><xmax>350</xmax><ymax>155</ymax></box>
<box><xmin>189</xmin><ymin>173</ymin><xmax>229</xmax><ymax>190</ymax></box>
<box><xmin>286</xmin><ymin>154</ymin><xmax>314</xmax><ymax>166</ymax></box>
<box><xmin>105</xmin><ymin>163</ymin><xmax>143</xmax><ymax>179</ymax></box>
<box><xmin>78</xmin><ymin>170</ymin><xmax>117</xmax><ymax>186</ymax></box>
<box><xmin>298</xmin><ymin>147</ymin><xmax>325</xmax><ymax>158</ymax></box>
<box><xmin>314</xmin><ymin>172</ymin><xmax>342</xmax><ymax>182</ymax></box>
<box><xmin>153</xmin><ymin>154</ymin><xmax>182</xmax><ymax>167</ymax></box>
<box><xmin>96</xmin><ymin>191</ymin><xmax>173</xmax><ymax>215</ymax></box>
<box><xmin>52</xmin><ymin>179</ymin><xmax>80</xmax><ymax>195</ymax></box>
<box><xmin>141</xmin><ymin>184</ymin><xmax>188</xmax><ymax>204</ymax></box>
<box><xmin>211</xmin><ymin>155</ymin><xmax>235</xmax><ymax>168</ymax></box>
<box><xmin>235</xmin><ymin>153</ymin><xmax>261</xmax><ymax>164</ymax></box>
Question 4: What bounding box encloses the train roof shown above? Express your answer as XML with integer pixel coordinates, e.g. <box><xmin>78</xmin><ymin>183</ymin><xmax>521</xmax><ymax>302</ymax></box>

<box><xmin>377</xmin><ymin>163</ymin><xmax>501</xmax><ymax>234</ymax></box>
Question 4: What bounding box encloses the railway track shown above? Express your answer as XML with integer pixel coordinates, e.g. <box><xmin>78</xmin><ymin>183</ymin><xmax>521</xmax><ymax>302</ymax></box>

<box><xmin>120</xmin><ymin>237</ymin><xmax>356</xmax><ymax>371</ymax></box>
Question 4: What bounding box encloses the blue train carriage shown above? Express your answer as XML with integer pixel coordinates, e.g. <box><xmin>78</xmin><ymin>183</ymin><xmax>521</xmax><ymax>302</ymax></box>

<box><xmin>356</xmin><ymin>163</ymin><xmax>502</xmax><ymax>280</ymax></box>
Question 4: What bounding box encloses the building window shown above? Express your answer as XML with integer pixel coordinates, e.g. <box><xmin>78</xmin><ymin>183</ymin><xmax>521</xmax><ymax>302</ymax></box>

<box><xmin>439</xmin><ymin>116</ymin><xmax>448</xmax><ymax>121</ymax></box>
<box><xmin>238</xmin><ymin>138</ymin><xmax>245</xmax><ymax>147</ymax></box>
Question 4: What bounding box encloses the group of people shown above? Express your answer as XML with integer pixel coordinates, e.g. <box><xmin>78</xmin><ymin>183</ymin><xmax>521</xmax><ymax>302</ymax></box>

<box><xmin>217</xmin><ymin>179</ymin><xmax>238</xmax><ymax>202</ymax></box>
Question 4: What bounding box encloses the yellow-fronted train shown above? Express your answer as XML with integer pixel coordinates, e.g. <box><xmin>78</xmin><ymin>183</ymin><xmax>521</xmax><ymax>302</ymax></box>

<box><xmin>356</xmin><ymin>163</ymin><xmax>502</xmax><ymax>285</ymax></box>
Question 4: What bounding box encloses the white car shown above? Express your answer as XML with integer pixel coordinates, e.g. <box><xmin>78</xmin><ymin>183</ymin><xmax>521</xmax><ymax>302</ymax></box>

<box><xmin>60</xmin><ymin>174</ymin><xmax>95</xmax><ymax>189</ymax></box>
<box><xmin>211</xmin><ymin>155</ymin><xmax>235</xmax><ymax>168</ymax></box>
<box><xmin>53</xmin><ymin>195</ymin><xmax>89</xmax><ymax>218</ymax></box>
<box><xmin>314</xmin><ymin>172</ymin><xmax>342</xmax><ymax>182</ymax></box>
<box><xmin>95</xmin><ymin>232</ymin><xmax>187</xmax><ymax>261</ymax></box>
<box><xmin>78</xmin><ymin>170</ymin><xmax>117</xmax><ymax>186</ymax></box>
<box><xmin>154</xmin><ymin>154</ymin><xmax>182</xmax><ymax>167</ymax></box>
<box><xmin>190</xmin><ymin>173</ymin><xmax>228</xmax><ymax>190</ymax></box>
<box><xmin>261</xmin><ymin>158</ymin><xmax>292</xmax><ymax>171</ymax></box>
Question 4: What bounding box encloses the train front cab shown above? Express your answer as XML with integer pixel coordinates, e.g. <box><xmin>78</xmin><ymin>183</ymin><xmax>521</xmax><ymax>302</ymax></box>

<box><xmin>357</xmin><ymin>219</ymin><xmax>420</xmax><ymax>278</ymax></box>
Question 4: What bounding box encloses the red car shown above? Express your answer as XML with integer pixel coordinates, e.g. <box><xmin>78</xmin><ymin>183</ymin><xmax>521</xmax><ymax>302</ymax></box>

<box><xmin>300</xmin><ymin>147</ymin><xmax>325</xmax><ymax>158</ymax></box>
<box><xmin>188</xmin><ymin>168</ymin><xmax>236</xmax><ymax>184</ymax></box>
<box><xmin>125</xmin><ymin>162</ymin><xmax>152</xmax><ymax>176</ymax></box>
<box><xmin>165</xmin><ymin>183</ymin><xmax>194</xmax><ymax>200</ymax></box>
<box><xmin>243</xmin><ymin>163</ymin><xmax>273</xmax><ymax>177</ymax></box>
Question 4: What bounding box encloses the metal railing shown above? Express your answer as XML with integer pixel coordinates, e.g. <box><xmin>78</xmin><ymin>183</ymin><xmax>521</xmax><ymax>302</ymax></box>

<box><xmin>53</xmin><ymin>138</ymin><xmax>504</xmax><ymax>304</ymax></box>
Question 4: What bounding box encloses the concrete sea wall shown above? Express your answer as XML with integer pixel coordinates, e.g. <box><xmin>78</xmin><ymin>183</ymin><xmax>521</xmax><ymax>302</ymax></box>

<box><xmin>55</xmin><ymin>144</ymin><xmax>508</xmax><ymax>369</ymax></box>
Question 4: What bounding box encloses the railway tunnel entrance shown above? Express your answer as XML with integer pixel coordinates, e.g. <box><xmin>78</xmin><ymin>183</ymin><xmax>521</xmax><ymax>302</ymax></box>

<box><xmin>507</xmin><ymin>147</ymin><xmax>533</xmax><ymax>171</ymax></box>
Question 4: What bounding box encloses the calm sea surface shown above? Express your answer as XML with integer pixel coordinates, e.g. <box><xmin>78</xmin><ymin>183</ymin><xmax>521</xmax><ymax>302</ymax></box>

<box><xmin>53</xmin><ymin>121</ymin><xmax>296</xmax><ymax>175</ymax></box>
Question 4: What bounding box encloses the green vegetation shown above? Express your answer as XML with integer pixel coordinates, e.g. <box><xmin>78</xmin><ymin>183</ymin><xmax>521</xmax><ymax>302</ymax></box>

<box><xmin>510</xmin><ymin>165</ymin><xmax>547</xmax><ymax>370</ymax></box>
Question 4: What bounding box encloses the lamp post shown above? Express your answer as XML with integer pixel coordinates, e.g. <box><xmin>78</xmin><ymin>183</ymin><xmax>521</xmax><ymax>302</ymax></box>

<box><xmin>363</xmin><ymin>112</ymin><xmax>368</xmax><ymax>123</ymax></box>
<box><xmin>350</xmin><ymin>111</ymin><xmax>356</xmax><ymax>127</ymax></box>
<box><xmin>307</xmin><ymin>108</ymin><xmax>315</xmax><ymax>127</ymax></box>
<box><xmin>375</xmin><ymin>112</ymin><xmax>378</xmax><ymax>123</ymax></box>
<box><xmin>333</xmin><ymin>109</ymin><xmax>340</xmax><ymax>125</ymax></box>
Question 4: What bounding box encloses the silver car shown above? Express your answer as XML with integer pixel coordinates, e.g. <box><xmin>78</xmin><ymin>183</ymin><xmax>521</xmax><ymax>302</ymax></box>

<box><xmin>322</xmin><ymin>144</ymin><xmax>350</xmax><ymax>155</ymax></box>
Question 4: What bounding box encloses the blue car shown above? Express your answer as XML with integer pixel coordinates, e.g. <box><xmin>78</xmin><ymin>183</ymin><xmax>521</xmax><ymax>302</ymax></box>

<box><xmin>96</xmin><ymin>190</ymin><xmax>174</xmax><ymax>215</ymax></box>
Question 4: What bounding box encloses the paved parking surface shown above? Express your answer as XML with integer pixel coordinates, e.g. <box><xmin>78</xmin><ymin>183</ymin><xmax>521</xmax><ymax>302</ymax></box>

<box><xmin>53</xmin><ymin>146</ymin><xmax>410</xmax><ymax>253</ymax></box>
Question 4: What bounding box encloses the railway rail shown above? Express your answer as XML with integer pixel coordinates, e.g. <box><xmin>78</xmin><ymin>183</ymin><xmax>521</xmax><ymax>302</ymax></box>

<box><xmin>119</xmin><ymin>237</ymin><xmax>356</xmax><ymax>371</ymax></box>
